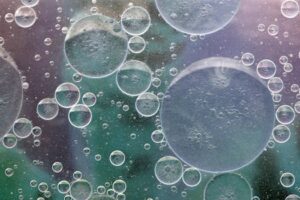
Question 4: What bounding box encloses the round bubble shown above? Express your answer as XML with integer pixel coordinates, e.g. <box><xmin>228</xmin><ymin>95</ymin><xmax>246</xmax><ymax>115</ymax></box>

<box><xmin>36</xmin><ymin>98</ymin><xmax>59</xmax><ymax>120</ymax></box>
<box><xmin>109</xmin><ymin>150</ymin><xmax>126</xmax><ymax>166</ymax></box>
<box><xmin>121</xmin><ymin>6</ymin><xmax>151</xmax><ymax>36</ymax></box>
<box><xmin>90</xmin><ymin>195</ymin><xmax>115</xmax><ymax>200</ymax></box>
<box><xmin>21</xmin><ymin>0</ymin><xmax>39</xmax><ymax>7</ymax></box>
<box><xmin>13</xmin><ymin>118</ymin><xmax>33</xmax><ymax>139</ymax></box>
<box><xmin>82</xmin><ymin>92</ymin><xmax>97</xmax><ymax>107</ymax></box>
<box><xmin>256</xmin><ymin>59</ymin><xmax>277</xmax><ymax>79</ymax></box>
<box><xmin>241</xmin><ymin>52</ymin><xmax>255</xmax><ymax>67</ymax></box>
<box><xmin>204</xmin><ymin>173</ymin><xmax>252</xmax><ymax>200</ymax></box>
<box><xmin>116</xmin><ymin>60</ymin><xmax>152</xmax><ymax>96</ymax></box>
<box><xmin>0</xmin><ymin>48</ymin><xmax>23</xmax><ymax>138</ymax></box>
<box><xmin>182</xmin><ymin>167</ymin><xmax>202</xmax><ymax>187</ymax></box>
<box><xmin>55</xmin><ymin>82</ymin><xmax>80</xmax><ymax>108</ymax></box>
<box><xmin>155</xmin><ymin>0</ymin><xmax>240</xmax><ymax>35</ymax></box>
<box><xmin>112</xmin><ymin>180</ymin><xmax>126</xmax><ymax>194</ymax></box>
<box><xmin>154</xmin><ymin>156</ymin><xmax>183</xmax><ymax>185</ymax></box>
<box><xmin>294</xmin><ymin>101</ymin><xmax>300</xmax><ymax>113</ymax></box>
<box><xmin>280</xmin><ymin>172</ymin><xmax>295</xmax><ymax>188</ymax></box>
<box><xmin>151</xmin><ymin>129</ymin><xmax>164</xmax><ymax>143</ymax></box>
<box><xmin>272</xmin><ymin>125</ymin><xmax>291</xmax><ymax>144</ymax></box>
<box><xmin>52</xmin><ymin>161</ymin><xmax>63</xmax><ymax>173</ymax></box>
<box><xmin>70</xmin><ymin>179</ymin><xmax>93</xmax><ymax>200</ymax></box>
<box><xmin>2</xmin><ymin>133</ymin><xmax>17</xmax><ymax>149</ymax></box>
<box><xmin>135</xmin><ymin>92</ymin><xmax>160</xmax><ymax>117</ymax></box>
<box><xmin>57</xmin><ymin>180</ymin><xmax>70</xmax><ymax>194</ymax></box>
<box><xmin>286</xmin><ymin>194</ymin><xmax>300</xmax><ymax>200</ymax></box>
<box><xmin>14</xmin><ymin>6</ymin><xmax>37</xmax><ymax>28</ymax></box>
<box><xmin>161</xmin><ymin>57</ymin><xmax>275</xmax><ymax>173</ymax></box>
<box><xmin>128</xmin><ymin>36</ymin><xmax>146</xmax><ymax>54</ymax></box>
<box><xmin>68</xmin><ymin>104</ymin><xmax>92</xmax><ymax>128</ymax></box>
<box><xmin>267</xmin><ymin>77</ymin><xmax>284</xmax><ymax>93</ymax></box>
<box><xmin>64</xmin><ymin>15</ymin><xmax>128</xmax><ymax>78</ymax></box>
<box><xmin>281</xmin><ymin>0</ymin><xmax>299</xmax><ymax>19</ymax></box>
<box><xmin>276</xmin><ymin>105</ymin><xmax>295</xmax><ymax>125</ymax></box>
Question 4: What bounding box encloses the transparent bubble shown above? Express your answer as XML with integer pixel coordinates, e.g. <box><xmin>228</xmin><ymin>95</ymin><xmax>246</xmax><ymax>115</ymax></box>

<box><xmin>279</xmin><ymin>55</ymin><xmax>288</xmax><ymax>64</ymax></box>
<box><xmin>2</xmin><ymin>133</ymin><xmax>17</xmax><ymax>149</ymax></box>
<box><xmin>55</xmin><ymin>82</ymin><xmax>80</xmax><ymax>108</ymax></box>
<box><xmin>154</xmin><ymin>156</ymin><xmax>183</xmax><ymax>185</ymax></box>
<box><xmin>52</xmin><ymin>162</ymin><xmax>63</xmax><ymax>173</ymax></box>
<box><xmin>204</xmin><ymin>173</ymin><xmax>252</xmax><ymax>200</ymax></box>
<box><xmin>280</xmin><ymin>172</ymin><xmax>295</xmax><ymax>188</ymax></box>
<box><xmin>116</xmin><ymin>193</ymin><xmax>126</xmax><ymax>200</ymax></box>
<box><xmin>64</xmin><ymin>15</ymin><xmax>128</xmax><ymax>78</ymax></box>
<box><xmin>43</xmin><ymin>37</ymin><xmax>52</xmax><ymax>46</ymax></box>
<box><xmin>155</xmin><ymin>0</ymin><xmax>240</xmax><ymax>35</ymax></box>
<box><xmin>121</xmin><ymin>6</ymin><xmax>151</xmax><ymax>36</ymax></box>
<box><xmin>97</xmin><ymin>185</ymin><xmax>106</xmax><ymax>194</ymax></box>
<box><xmin>135</xmin><ymin>92</ymin><xmax>160</xmax><ymax>117</ymax></box>
<box><xmin>267</xmin><ymin>77</ymin><xmax>284</xmax><ymax>93</ymax></box>
<box><xmin>128</xmin><ymin>36</ymin><xmax>146</xmax><ymax>54</ymax></box>
<box><xmin>161</xmin><ymin>57</ymin><xmax>274</xmax><ymax>173</ymax></box>
<box><xmin>272</xmin><ymin>125</ymin><xmax>291</xmax><ymax>144</ymax></box>
<box><xmin>281</xmin><ymin>0</ymin><xmax>299</xmax><ymax>19</ymax></box>
<box><xmin>276</xmin><ymin>105</ymin><xmax>295</xmax><ymax>125</ymax></box>
<box><xmin>38</xmin><ymin>182</ymin><xmax>48</xmax><ymax>193</ymax></box>
<box><xmin>13</xmin><ymin>118</ymin><xmax>33</xmax><ymax>139</ymax></box>
<box><xmin>116</xmin><ymin>60</ymin><xmax>152</xmax><ymax>96</ymax></box>
<box><xmin>112</xmin><ymin>180</ymin><xmax>126</xmax><ymax>194</ymax></box>
<box><xmin>73</xmin><ymin>171</ymin><xmax>83</xmax><ymax>180</ymax></box>
<box><xmin>151</xmin><ymin>130</ymin><xmax>164</xmax><ymax>143</ymax></box>
<box><xmin>68</xmin><ymin>104</ymin><xmax>92</xmax><ymax>129</ymax></box>
<box><xmin>286</xmin><ymin>194</ymin><xmax>300</xmax><ymax>200</ymax></box>
<box><xmin>82</xmin><ymin>92</ymin><xmax>97</xmax><ymax>107</ymax></box>
<box><xmin>241</xmin><ymin>52</ymin><xmax>255</xmax><ymax>67</ymax></box>
<box><xmin>14</xmin><ymin>6</ymin><xmax>37</xmax><ymax>28</ymax></box>
<box><xmin>57</xmin><ymin>180</ymin><xmax>70</xmax><ymax>194</ymax></box>
<box><xmin>70</xmin><ymin>179</ymin><xmax>93</xmax><ymax>200</ymax></box>
<box><xmin>21</xmin><ymin>0</ymin><xmax>40</xmax><ymax>7</ymax></box>
<box><xmin>5</xmin><ymin>168</ymin><xmax>14</xmax><ymax>177</ymax></box>
<box><xmin>268</xmin><ymin>24</ymin><xmax>279</xmax><ymax>36</ymax></box>
<box><xmin>36</xmin><ymin>98</ymin><xmax>59</xmax><ymax>120</ymax></box>
<box><xmin>182</xmin><ymin>167</ymin><xmax>202</xmax><ymax>187</ymax></box>
<box><xmin>109</xmin><ymin>150</ymin><xmax>126</xmax><ymax>167</ymax></box>
<box><xmin>294</xmin><ymin>101</ymin><xmax>300</xmax><ymax>113</ymax></box>
<box><xmin>4</xmin><ymin>13</ymin><xmax>14</xmax><ymax>23</ymax></box>
<box><xmin>32</xmin><ymin>126</ymin><xmax>42</xmax><ymax>137</ymax></box>
<box><xmin>257</xmin><ymin>59</ymin><xmax>277</xmax><ymax>79</ymax></box>
<box><xmin>284</xmin><ymin>63</ymin><xmax>293</xmax><ymax>73</ymax></box>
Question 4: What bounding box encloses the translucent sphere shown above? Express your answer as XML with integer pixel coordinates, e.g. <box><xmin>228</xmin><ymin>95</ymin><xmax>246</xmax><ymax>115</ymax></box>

<box><xmin>276</xmin><ymin>105</ymin><xmax>295</xmax><ymax>125</ymax></box>
<box><xmin>57</xmin><ymin>180</ymin><xmax>70</xmax><ymax>194</ymax></box>
<box><xmin>70</xmin><ymin>179</ymin><xmax>93</xmax><ymax>200</ymax></box>
<box><xmin>154</xmin><ymin>156</ymin><xmax>183</xmax><ymax>185</ymax></box>
<box><xmin>256</xmin><ymin>59</ymin><xmax>277</xmax><ymax>79</ymax></box>
<box><xmin>36</xmin><ymin>98</ymin><xmax>59</xmax><ymax>120</ymax></box>
<box><xmin>55</xmin><ymin>82</ymin><xmax>80</xmax><ymax>108</ymax></box>
<box><xmin>272</xmin><ymin>125</ymin><xmax>291</xmax><ymax>144</ymax></box>
<box><xmin>21</xmin><ymin>0</ymin><xmax>40</xmax><ymax>7</ymax></box>
<box><xmin>116</xmin><ymin>60</ymin><xmax>152</xmax><ymax>96</ymax></box>
<box><xmin>13</xmin><ymin>118</ymin><xmax>33</xmax><ymax>139</ymax></box>
<box><xmin>14</xmin><ymin>6</ymin><xmax>37</xmax><ymax>28</ymax></box>
<box><xmin>68</xmin><ymin>104</ymin><xmax>92</xmax><ymax>128</ymax></box>
<box><xmin>182</xmin><ymin>167</ymin><xmax>202</xmax><ymax>187</ymax></box>
<box><xmin>267</xmin><ymin>77</ymin><xmax>284</xmax><ymax>93</ymax></box>
<box><xmin>241</xmin><ymin>52</ymin><xmax>255</xmax><ymax>67</ymax></box>
<box><xmin>2</xmin><ymin>133</ymin><xmax>17</xmax><ymax>149</ymax></box>
<box><xmin>286</xmin><ymin>194</ymin><xmax>300</xmax><ymax>200</ymax></box>
<box><xmin>64</xmin><ymin>15</ymin><xmax>128</xmax><ymax>78</ymax></box>
<box><xmin>121</xmin><ymin>6</ymin><xmax>151</xmax><ymax>36</ymax></box>
<box><xmin>281</xmin><ymin>0</ymin><xmax>299</xmax><ymax>19</ymax></box>
<box><xmin>280</xmin><ymin>172</ymin><xmax>295</xmax><ymax>188</ymax></box>
<box><xmin>52</xmin><ymin>161</ymin><xmax>63</xmax><ymax>173</ymax></box>
<box><xmin>135</xmin><ymin>92</ymin><xmax>160</xmax><ymax>117</ymax></box>
<box><xmin>112</xmin><ymin>180</ymin><xmax>126</xmax><ymax>194</ymax></box>
<box><xmin>128</xmin><ymin>36</ymin><xmax>146</xmax><ymax>54</ymax></box>
<box><xmin>161</xmin><ymin>57</ymin><xmax>274</xmax><ymax>173</ymax></box>
<box><xmin>82</xmin><ymin>92</ymin><xmax>97</xmax><ymax>107</ymax></box>
<box><xmin>109</xmin><ymin>150</ymin><xmax>126</xmax><ymax>167</ymax></box>
<box><xmin>151</xmin><ymin>130</ymin><xmax>164</xmax><ymax>143</ymax></box>
<box><xmin>294</xmin><ymin>101</ymin><xmax>300</xmax><ymax>113</ymax></box>
<box><xmin>155</xmin><ymin>0</ymin><xmax>240</xmax><ymax>35</ymax></box>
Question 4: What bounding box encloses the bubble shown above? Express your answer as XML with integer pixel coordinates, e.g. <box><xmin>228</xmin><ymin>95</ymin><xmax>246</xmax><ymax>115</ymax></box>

<box><xmin>204</xmin><ymin>173</ymin><xmax>252</xmax><ymax>200</ymax></box>
<box><xmin>43</xmin><ymin>37</ymin><xmax>52</xmax><ymax>46</ymax></box>
<box><xmin>279</xmin><ymin>55</ymin><xmax>289</xmax><ymax>64</ymax></box>
<box><xmin>267</xmin><ymin>77</ymin><xmax>284</xmax><ymax>93</ymax></box>
<box><xmin>21</xmin><ymin>0</ymin><xmax>39</xmax><ymax>7</ymax></box>
<box><xmin>32</xmin><ymin>126</ymin><xmax>42</xmax><ymax>137</ymax></box>
<box><xmin>5</xmin><ymin>168</ymin><xmax>14</xmax><ymax>177</ymax></box>
<box><xmin>161</xmin><ymin>57</ymin><xmax>274</xmax><ymax>173</ymax></box>
<box><xmin>5</xmin><ymin>13</ymin><xmax>14</xmax><ymax>23</ymax></box>
<box><xmin>256</xmin><ymin>59</ymin><xmax>277</xmax><ymax>79</ymax></box>
<box><xmin>154</xmin><ymin>156</ymin><xmax>183</xmax><ymax>185</ymax></box>
<box><xmin>55</xmin><ymin>82</ymin><xmax>80</xmax><ymax>108</ymax></box>
<box><xmin>57</xmin><ymin>180</ymin><xmax>70</xmax><ymax>194</ymax></box>
<box><xmin>276</xmin><ymin>105</ymin><xmax>295</xmax><ymax>125</ymax></box>
<box><xmin>241</xmin><ymin>52</ymin><xmax>255</xmax><ymax>66</ymax></box>
<box><xmin>64</xmin><ymin>15</ymin><xmax>128</xmax><ymax>78</ymax></box>
<box><xmin>109</xmin><ymin>150</ymin><xmax>125</xmax><ymax>166</ymax></box>
<box><xmin>52</xmin><ymin>162</ymin><xmax>63</xmax><ymax>173</ymax></box>
<box><xmin>286</xmin><ymin>194</ymin><xmax>300</xmax><ymax>200</ymax></box>
<box><xmin>70</xmin><ymin>179</ymin><xmax>93</xmax><ymax>200</ymax></box>
<box><xmin>0</xmin><ymin>48</ymin><xmax>23</xmax><ymax>138</ymax></box>
<box><xmin>284</xmin><ymin>63</ymin><xmax>293</xmax><ymax>73</ymax></box>
<box><xmin>13</xmin><ymin>118</ymin><xmax>33</xmax><ymax>139</ymax></box>
<box><xmin>90</xmin><ymin>195</ymin><xmax>115</xmax><ymax>200</ymax></box>
<box><xmin>116</xmin><ymin>193</ymin><xmax>126</xmax><ymax>200</ymax></box>
<box><xmin>2</xmin><ymin>133</ymin><xmax>17</xmax><ymax>149</ymax></box>
<box><xmin>281</xmin><ymin>0</ymin><xmax>299</xmax><ymax>19</ymax></box>
<box><xmin>268</xmin><ymin>24</ymin><xmax>279</xmax><ymax>36</ymax></box>
<box><xmin>121</xmin><ymin>6</ymin><xmax>151</xmax><ymax>36</ymax></box>
<box><xmin>294</xmin><ymin>101</ymin><xmax>300</xmax><ymax>113</ymax></box>
<box><xmin>151</xmin><ymin>130</ymin><xmax>164</xmax><ymax>143</ymax></box>
<box><xmin>68</xmin><ymin>104</ymin><xmax>92</xmax><ymax>129</ymax></box>
<box><xmin>73</xmin><ymin>171</ymin><xmax>83</xmax><ymax>180</ymax></box>
<box><xmin>272</xmin><ymin>125</ymin><xmax>291</xmax><ymax>144</ymax></box>
<box><xmin>116</xmin><ymin>60</ymin><xmax>152</xmax><ymax>96</ymax></box>
<box><xmin>38</xmin><ymin>182</ymin><xmax>48</xmax><ymax>193</ymax></box>
<box><xmin>182</xmin><ymin>167</ymin><xmax>201</xmax><ymax>187</ymax></box>
<box><xmin>135</xmin><ymin>92</ymin><xmax>160</xmax><ymax>117</ymax></box>
<box><xmin>155</xmin><ymin>0</ymin><xmax>240</xmax><ymax>35</ymax></box>
<box><xmin>128</xmin><ymin>36</ymin><xmax>146</xmax><ymax>54</ymax></box>
<box><xmin>14</xmin><ymin>6</ymin><xmax>37</xmax><ymax>28</ymax></box>
<box><xmin>36</xmin><ymin>98</ymin><xmax>59</xmax><ymax>120</ymax></box>
<box><xmin>112</xmin><ymin>180</ymin><xmax>126</xmax><ymax>194</ymax></box>
<box><xmin>280</xmin><ymin>172</ymin><xmax>295</xmax><ymax>188</ymax></box>
<box><xmin>82</xmin><ymin>92</ymin><xmax>97</xmax><ymax>107</ymax></box>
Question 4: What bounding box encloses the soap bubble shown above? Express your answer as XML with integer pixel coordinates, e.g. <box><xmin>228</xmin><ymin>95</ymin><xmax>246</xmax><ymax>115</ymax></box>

<box><xmin>112</xmin><ymin>180</ymin><xmax>126</xmax><ymax>194</ymax></box>
<box><xmin>276</xmin><ymin>105</ymin><xmax>295</xmax><ymax>125</ymax></box>
<box><xmin>135</xmin><ymin>92</ymin><xmax>160</xmax><ymax>117</ymax></box>
<box><xmin>21</xmin><ymin>0</ymin><xmax>39</xmax><ymax>7</ymax></box>
<box><xmin>109</xmin><ymin>150</ymin><xmax>125</xmax><ymax>167</ymax></box>
<box><xmin>36</xmin><ymin>98</ymin><xmax>59</xmax><ymax>120</ymax></box>
<box><xmin>128</xmin><ymin>36</ymin><xmax>146</xmax><ymax>54</ymax></box>
<box><xmin>14</xmin><ymin>6</ymin><xmax>37</xmax><ymax>28</ymax></box>
<box><xmin>272</xmin><ymin>125</ymin><xmax>291</xmax><ymax>144</ymax></box>
<box><xmin>57</xmin><ymin>180</ymin><xmax>70</xmax><ymax>194</ymax></box>
<box><xmin>68</xmin><ymin>104</ymin><xmax>92</xmax><ymax>128</ymax></box>
<box><xmin>267</xmin><ymin>77</ymin><xmax>284</xmax><ymax>93</ymax></box>
<box><xmin>182</xmin><ymin>167</ymin><xmax>202</xmax><ymax>187</ymax></box>
<box><xmin>13</xmin><ymin>118</ymin><xmax>33</xmax><ymax>139</ymax></box>
<box><xmin>241</xmin><ymin>52</ymin><xmax>255</xmax><ymax>67</ymax></box>
<box><xmin>2</xmin><ymin>133</ymin><xmax>17</xmax><ymax>149</ymax></box>
<box><xmin>82</xmin><ymin>92</ymin><xmax>97</xmax><ymax>107</ymax></box>
<box><xmin>70</xmin><ymin>179</ymin><xmax>93</xmax><ymax>200</ymax></box>
<box><xmin>52</xmin><ymin>161</ymin><xmax>63</xmax><ymax>173</ymax></box>
<box><xmin>55</xmin><ymin>82</ymin><xmax>80</xmax><ymax>108</ymax></box>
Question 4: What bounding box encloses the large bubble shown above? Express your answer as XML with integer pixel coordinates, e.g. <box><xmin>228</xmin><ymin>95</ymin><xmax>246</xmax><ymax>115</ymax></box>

<box><xmin>64</xmin><ymin>14</ymin><xmax>128</xmax><ymax>78</ymax></box>
<box><xmin>160</xmin><ymin>57</ymin><xmax>275</xmax><ymax>173</ymax></box>
<box><xmin>155</xmin><ymin>0</ymin><xmax>240</xmax><ymax>35</ymax></box>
